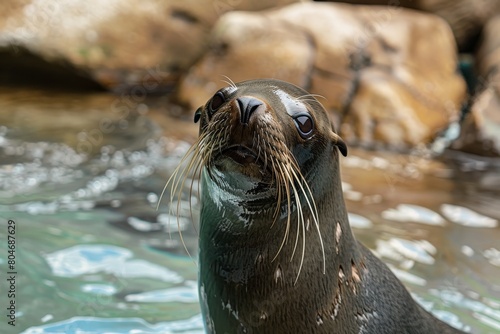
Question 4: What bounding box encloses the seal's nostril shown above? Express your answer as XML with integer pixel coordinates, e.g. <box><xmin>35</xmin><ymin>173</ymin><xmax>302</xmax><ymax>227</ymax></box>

<box><xmin>236</xmin><ymin>97</ymin><xmax>264</xmax><ymax>124</ymax></box>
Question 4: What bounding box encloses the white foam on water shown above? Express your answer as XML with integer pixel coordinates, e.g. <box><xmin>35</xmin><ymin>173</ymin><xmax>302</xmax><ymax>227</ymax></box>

<box><xmin>21</xmin><ymin>314</ymin><xmax>204</xmax><ymax>334</ymax></box>
<box><xmin>125</xmin><ymin>281</ymin><xmax>198</xmax><ymax>303</ymax></box>
<box><xmin>382</xmin><ymin>204</ymin><xmax>446</xmax><ymax>226</ymax></box>
<box><xmin>441</xmin><ymin>204</ymin><xmax>498</xmax><ymax>228</ymax></box>
<box><xmin>45</xmin><ymin>244</ymin><xmax>182</xmax><ymax>283</ymax></box>
<box><xmin>348</xmin><ymin>213</ymin><xmax>373</xmax><ymax>229</ymax></box>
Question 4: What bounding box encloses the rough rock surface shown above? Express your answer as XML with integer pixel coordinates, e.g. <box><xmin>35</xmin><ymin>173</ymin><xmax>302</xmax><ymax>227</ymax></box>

<box><xmin>329</xmin><ymin>0</ymin><xmax>500</xmax><ymax>51</ymax></box>
<box><xmin>451</xmin><ymin>16</ymin><xmax>500</xmax><ymax>157</ymax></box>
<box><xmin>177</xmin><ymin>2</ymin><xmax>467</xmax><ymax>149</ymax></box>
<box><xmin>0</xmin><ymin>0</ymin><xmax>300</xmax><ymax>90</ymax></box>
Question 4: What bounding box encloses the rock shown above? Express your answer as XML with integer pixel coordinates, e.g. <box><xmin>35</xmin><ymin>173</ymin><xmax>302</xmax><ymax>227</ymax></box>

<box><xmin>451</xmin><ymin>85</ymin><xmax>500</xmax><ymax>157</ymax></box>
<box><xmin>0</xmin><ymin>0</ymin><xmax>300</xmax><ymax>91</ymax></box>
<box><xmin>451</xmin><ymin>16</ymin><xmax>500</xmax><ymax>157</ymax></box>
<box><xmin>177</xmin><ymin>12</ymin><xmax>314</xmax><ymax>109</ymax></box>
<box><xmin>475</xmin><ymin>15</ymin><xmax>500</xmax><ymax>81</ymax></box>
<box><xmin>326</xmin><ymin>0</ymin><xmax>500</xmax><ymax>51</ymax></box>
<box><xmin>177</xmin><ymin>2</ymin><xmax>467</xmax><ymax>149</ymax></box>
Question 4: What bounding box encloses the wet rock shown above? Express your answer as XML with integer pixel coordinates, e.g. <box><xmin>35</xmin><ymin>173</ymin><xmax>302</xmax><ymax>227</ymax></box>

<box><xmin>328</xmin><ymin>0</ymin><xmax>500</xmax><ymax>51</ymax></box>
<box><xmin>451</xmin><ymin>16</ymin><xmax>500</xmax><ymax>157</ymax></box>
<box><xmin>451</xmin><ymin>81</ymin><xmax>500</xmax><ymax>157</ymax></box>
<box><xmin>177</xmin><ymin>2</ymin><xmax>466</xmax><ymax>149</ymax></box>
<box><xmin>0</xmin><ymin>0</ymin><xmax>300</xmax><ymax>91</ymax></box>
<box><xmin>475</xmin><ymin>15</ymin><xmax>500</xmax><ymax>82</ymax></box>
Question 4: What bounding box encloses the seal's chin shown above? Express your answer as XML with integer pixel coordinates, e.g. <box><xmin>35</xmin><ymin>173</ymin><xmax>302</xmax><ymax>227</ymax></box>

<box><xmin>222</xmin><ymin>145</ymin><xmax>257</xmax><ymax>166</ymax></box>
<box><xmin>211</xmin><ymin>145</ymin><xmax>272</xmax><ymax>185</ymax></box>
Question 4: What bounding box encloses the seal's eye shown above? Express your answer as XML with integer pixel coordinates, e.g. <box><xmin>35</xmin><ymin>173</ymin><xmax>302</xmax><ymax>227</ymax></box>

<box><xmin>194</xmin><ymin>107</ymin><xmax>202</xmax><ymax>123</ymax></box>
<box><xmin>209</xmin><ymin>92</ymin><xmax>225</xmax><ymax>113</ymax></box>
<box><xmin>293</xmin><ymin>114</ymin><xmax>314</xmax><ymax>139</ymax></box>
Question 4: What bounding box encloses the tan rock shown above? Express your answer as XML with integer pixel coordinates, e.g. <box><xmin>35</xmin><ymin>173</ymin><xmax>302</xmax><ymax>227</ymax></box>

<box><xmin>451</xmin><ymin>82</ymin><xmax>500</xmax><ymax>157</ymax></box>
<box><xmin>476</xmin><ymin>15</ymin><xmax>500</xmax><ymax>79</ymax></box>
<box><xmin>178</xmin><ymin>2</ymin><xmax>466</xmax><ymax>149</ymax></box>
<box><xmin>451</xmin><ymin>16</ymin><xmax>500</xmax><ymax>157</ymax></box>
<box><xmin>0</xmin><ymin>0</ymin><xmax>301</xmax><ymax>90</ymax></box>
<box><xmin>177</xmin><ymin>11</ymin><xmax>314</xmax><ymax>109</ymax></box>
<box><xmin>330</xmin><ymin>0</ymin><xmax>500</xmax><ymax>51</ymax></box>
<box><xmin>342</xmin><ymin>68</ymin><xmax>434</xmax><ymax>147</ymax></box>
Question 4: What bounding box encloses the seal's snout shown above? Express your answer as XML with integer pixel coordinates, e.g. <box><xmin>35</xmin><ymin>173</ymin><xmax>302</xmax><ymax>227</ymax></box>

<box><xmin>236</xmin><ymin>96</ymin><xmax>265</xmax><ymax>124</ymax></box>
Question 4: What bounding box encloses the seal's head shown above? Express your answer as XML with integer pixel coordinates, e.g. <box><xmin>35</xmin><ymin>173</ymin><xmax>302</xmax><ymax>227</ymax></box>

<box><xmin>162</xmin><ymin>79</ymin><xmax>348</xmax><ymax>280</ymax></box>
<box><xmin>162</xmin><ymin>78</ymin><xmax>347</xmax><ymax>278</ymax></box>
<box><xmin>193</xmin><ymin>79</ymin><xmax>346</xmax><ymax>195</ymax></box>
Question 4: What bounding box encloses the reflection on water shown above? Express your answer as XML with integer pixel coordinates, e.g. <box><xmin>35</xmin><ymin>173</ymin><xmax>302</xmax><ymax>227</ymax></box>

<box><xmin>22</xmin><ymin>314</ymin><xmax>204</xmax><ymax>334</ymax></box>
<box><xmin>382</xmin><ymin>204</ymin><xmax>447</xmax><ymax>226</ymax></box>
<box><xmin>45</xmin><ymin>245</ymin><xmax>183</xmax><ymax>283</ymax></box>
<box><xmin>441</xmin><ymin>204</ymin><xmax>498</xmax><ymax>228</ymax></box>
<box><xmin>125</xmin><ymin>281</ymin><xmax>198</xmax><ymax>303</ymax></box>
<box><xmin>0</xmin><ymin>87</ymin><xmax>499</xmax><ymax>333</ymax></box>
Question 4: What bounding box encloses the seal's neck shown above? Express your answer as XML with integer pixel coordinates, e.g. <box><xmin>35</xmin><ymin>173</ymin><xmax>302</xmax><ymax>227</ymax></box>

<box><xmin>199</xmin><ymin>154</ymin><xmax>354</xmax><ymax>253</ymax></box>
<box><xmin>198</xmin><ymin>151</ymin><xmax>361</xmax><ymax>332</ymax></box>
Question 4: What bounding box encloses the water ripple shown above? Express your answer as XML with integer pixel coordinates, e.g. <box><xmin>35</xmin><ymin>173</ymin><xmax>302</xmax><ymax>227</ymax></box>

<box><xmin>81</xmin><ymin>284</ymin><xmax>118</xmax><ymax>296</ymax></box>
<box><xmin>125</xmin><ymin>281</ymin><xmax>198</xmax><ymax>303</ymax></box>
<box><xmin>483</xmin><ymin>248</ymin><xmax>500</xmax><ymax>267</ymax></box>
<box><xmin>347</xmin><ymin>213</ymin><xmax>373</xmax><ymax>229</ymax></box>
<box><xmin>387</xmin><ymin>265</ymin><xmax>427</xmax><ymax>286</ymax></box>
<box><xmin>21</xmin><ymin>314</ymin><xmax>204</xmax><ymax>334</ymax></box>
<box><xmin>441</xmin><ymin>204</ymin><xmax>498</xmax><ymax>228</ymax></box>
<box><xmin>431</xmin><ymin>288</ymin><xmax>500</xmax><ymax>332</ymax></box>
<box><xmin>375</xmin><ymin>238</ymin><xmax>436</xmax><ymax>265</ymax></box>
<box><xmin>1</xmin><ymin>135</ymin><xmax>180</xmax><ymax>216</ymax></box>
<box><xmin>411</xmin><ymin>294</ymin><xmax>469</xmax><ymax>331</ymax></box>
<box><xmin>390</xmin><ymin>238</ymin><xmax>436</xmax><ymax>265</ymax></box>
<box><xmin>45</xmin><ymin>245</ymin><xmax>182</xmax><ymax>283</ymax></box>
<box><xmin>382</xmin><ymin>204</ymin><xmax>446</xmax><ymax>226</ymax></box>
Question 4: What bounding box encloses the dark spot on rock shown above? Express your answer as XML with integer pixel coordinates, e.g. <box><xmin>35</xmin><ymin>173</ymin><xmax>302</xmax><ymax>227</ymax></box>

<box><xmin>212</xmin><ymin>42</ymin><xmax>230</xmax><ymax>57</ymax></box>
<box><xmin>349</xmin><ymin>51</ymin><xmax>371</xmax><ymax>71</ymax></box>
<box><xmin>378</xmin><ymin>37</ymin><xmax>398</xmax><ymax>53</ymax></box>
<box><xmin>171</xmin><ymin>8</ymin><xmax>199</xmax><ymax>24</ymax></box>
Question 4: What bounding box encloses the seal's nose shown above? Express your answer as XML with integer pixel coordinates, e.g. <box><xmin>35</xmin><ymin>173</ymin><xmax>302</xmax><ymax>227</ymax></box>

<box><xmin>236</xmin><ymin>97</ymin><xmax>264</xmax><ymax>124</ymax></box>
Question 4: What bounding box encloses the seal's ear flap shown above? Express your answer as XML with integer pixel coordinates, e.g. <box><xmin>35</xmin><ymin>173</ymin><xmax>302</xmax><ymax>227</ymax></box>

<box><xmin>325</xmin><ymin>112</ymin><xmax>347</xmax><ymax>157</ymax></box>
<box><xmin>331</xmin><ymin>132</ymin><xmax>348</xmax><ymax>157</ymax></box>
<box><xmin>194</xmin><ymin>107</ymin><xmax>202</xmax><ymax>123</ymax></box>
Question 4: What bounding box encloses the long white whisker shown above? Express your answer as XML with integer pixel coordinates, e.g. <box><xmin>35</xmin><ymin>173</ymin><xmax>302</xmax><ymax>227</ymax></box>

<box><xmin>288</xmin><ymin>164</ymin><xmax>324</xmax><ymax>275</ymax></box>
<box><xmin>221</xmin><ymin>75</ymin><xmax>237</xmax><ymax>89</ymax></box>
<box><xmin>272</xmin><ymin>162</ymin><xmax>292</xmax><ymax>262</ymax></box>
<box><xmin>297</xmin><ymin>93</ymin><xmax>327</xmax><ymax>101</ymax></box>
<box><xmin>156</xmin><ymin>138</ymin><xmax>201</xmax><ymax>211</ymax></box>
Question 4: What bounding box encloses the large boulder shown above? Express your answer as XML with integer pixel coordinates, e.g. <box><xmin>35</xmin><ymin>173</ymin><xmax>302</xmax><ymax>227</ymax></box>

<box><xmin>451</xmin><ymin>15</ymin><xmax>500</xmax><ymax>157</ymax></box>
<box><xmin>0</xmin><ymin>0</ymin><xmax>301</xmax><ymax>90</ymax></box>
<box><xmin>327</xmin><ymin>0</ymin><xmax>500</xmax><ymax>51</ymax></box>
<box><xmin>177</xmin><ymin>2</ymin><xmax>467</xmax><ymax>149</ymax></box>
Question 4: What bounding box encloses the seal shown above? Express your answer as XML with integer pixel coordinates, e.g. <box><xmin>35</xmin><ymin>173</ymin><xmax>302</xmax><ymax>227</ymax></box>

<box><xmin>165</xmin><ymin>79</ymin><xmax>462</xmax><ymax>333</ymax></box>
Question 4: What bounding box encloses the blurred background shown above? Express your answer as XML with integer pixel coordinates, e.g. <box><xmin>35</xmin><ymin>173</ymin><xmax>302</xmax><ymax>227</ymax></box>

<box><xmin>0</xmin><ymin>0</ymin><xmax>499</xmax><ymax>333</ymax></box>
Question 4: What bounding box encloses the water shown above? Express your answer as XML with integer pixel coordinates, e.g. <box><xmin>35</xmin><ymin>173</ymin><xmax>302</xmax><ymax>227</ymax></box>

<box><xmin>0</xmin><ymin>87</ymin><xmax>499</xmax><ymax>333</ymax></box>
